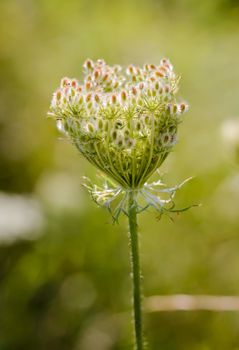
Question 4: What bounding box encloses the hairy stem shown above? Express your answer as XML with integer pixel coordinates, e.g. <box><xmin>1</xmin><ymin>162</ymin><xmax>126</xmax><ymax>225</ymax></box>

<box><xmin>128</xmin><ymin>191</ymin><xmax>144</xmax><ymax>350</ymax></box>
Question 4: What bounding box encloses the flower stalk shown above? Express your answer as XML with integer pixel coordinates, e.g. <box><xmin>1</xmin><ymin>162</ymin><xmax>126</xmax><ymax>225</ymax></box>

<box><xmin>128</xmin><ymin>190</ymin><xmax>144</xmax><ymax>350</ymax></box>
<box><xmin>47</xmin><ymin>58</ymin><xmax>194</xmax><ymax>349</ymax></box>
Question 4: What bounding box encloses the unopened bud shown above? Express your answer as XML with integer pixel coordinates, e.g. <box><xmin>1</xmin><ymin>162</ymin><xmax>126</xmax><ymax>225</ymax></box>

<box><xmin>173</xmin><ymin>104</ymin><xmax>178</xmax><ymax>114</ymax></box>
<box><xmin>94</xmin><ymin>94</ymin><xmax>100</xmax><ymax>103</ymax></box>
<box><xmin>117</xmin><ymin>137</ymin><xmax>123</xmax><ymax>148</ymax></box>
<box><xmin>132</xmin><ymin>87</ymin><xmax>137</xmax><ymax>96</ymax></box>
<box><xmin>161</xmin><ymin>58</ymin><xmax>169</xmax><ymax>65</ymax></box>
<box><xmin>77</xmin><ymin>95</ymin><xmax>83</xmax><ymax>104</ymax></box>
<box><xmin>160</xmin><ymin>66</ymin><xmax>167</xmax><ymax>73</ymax></box>
<box><xmin>98</xmin><ymin>119</ymin><xmax>103</xmax><ymax>130</ymax></box>
<box><xmin>180</xmin><ymin>103</ymin><xmax>188</xmax><ymax>113</ymax></box>
<box><xmin>111</xmin><ymin>130</ymin><xmax>117</xmax><ymax>140</ymax></box>
<box><xmin>126</xmin><ymin>65</ymin><xmax>135</xmax><ymax>75</ymax></box>
<box><xmin>155</xmin><ymin>70</ymin><xmax>165</xmax><ymax>78</ymax></box>
<box><xmin>121</xmin><ymin>90</ymin><xmax>127</xmax><ymax>102</ymax></box>
<box><xmin>139</xmin><ymin>82</ymin><xmax>144</xmax><ymax>90</ymax></box>
<box><xmin>71</xmin><ymin>79</ymin><xmax>77</xmax><ymax>88</ymax></box>
<box><xmin>136</xmin><ymin>121</ymin><xmax>141</xmax><ymax>131</ymax></box>
<box><xmin>102</xmin><ymin>74</ymin><xmax>109</xmax><ymax>82</ymax></box>
<box><xmin>84</xmin><ymin>59</ymin><xmax>94</xmax><ymax>71</ymax></box>
<box><xmin>111</xmin><ymin>94</ymin><xmax>117</xmax><ymax>104</ymax></box>
<box><xmin>94</xmin><ymin>70</ymin><xmax>100</xmax><ymax>80</ymax></box>
<box><xmin>64</xmin><ymin>87</ymin><xmax>69</xmax><ymax>95</ymax></box>
<box><xmin>87</xmin><ymin>123</ymin><xmax>94</xmax><ymax>133</ymax></box>
<box><xmin>106</xmin><ymin>79</ymin><xmax>112</xmax><ymax>87</ymax></box>
<box><xmin>87</xmin><ymin>102</ymin><xmax>93</xmax><ymax>109</ymax></box>
<box><xmin>104</xmin><ymin>120</ymin><xmax>109</xmax><ymax>132</ymax></box>
<box><xmin>113</xmin><ymin>65</ymin><xmax>121</xmax><ymax>73</ymax></box>
<box><xmin>150</xmin><ymin>64</ymin><xmax>156</xmax><ymax>70</ymax></box>
<box><xmin>61</xmin><ymin>78</ymin><xmax>70</xmax><ymax>87</ymax></box>
<box><xmin>86</xmin><ymin>93</ymin><xmax>92</xmax><ymax>102</ymax></box>
<box><xmin>56</xmin><ymin>90</ymin><xmax>61</xmax><ymax>100</ymax></box>
<box><xmin>96</xmin><ymin>59</ymin><xmax>105</xmax><ymax>66</ymax></box>
<box><xmin>113</xmin><ymin>81</ymin><xmax>119</xmax><ymax>89</ymax></box>
<box><xmin>164</xmin><ymin>86</ymin><xmax>170</xmax><ymax>94</ymax></box>
<box><xmin>85</xmin><ymin>82</ymin><xmax>91</xmax><ymax>90</ymax></box>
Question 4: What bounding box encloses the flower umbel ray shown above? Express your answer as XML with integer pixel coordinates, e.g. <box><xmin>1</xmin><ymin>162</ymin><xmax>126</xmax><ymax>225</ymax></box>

<box><xmin>48</xmin><ymin>58</ymin><xmax>191</xmax><ymax>219</ymax></box>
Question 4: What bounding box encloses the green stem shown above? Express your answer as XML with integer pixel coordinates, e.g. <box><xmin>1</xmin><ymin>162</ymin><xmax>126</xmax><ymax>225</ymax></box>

<box><xmin>128</xmin><ymin>191</ymin><xmax>144</xmax><ymax>350</ymax></box>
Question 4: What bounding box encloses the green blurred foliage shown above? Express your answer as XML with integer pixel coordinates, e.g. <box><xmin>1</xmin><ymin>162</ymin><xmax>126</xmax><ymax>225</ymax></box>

<box><xmin>0</xmin><ymin>0</ymin><xmax>239</xmax><ymax>349</ymax></box>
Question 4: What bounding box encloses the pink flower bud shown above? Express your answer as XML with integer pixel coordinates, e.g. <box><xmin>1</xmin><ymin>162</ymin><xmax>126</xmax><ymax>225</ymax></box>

<box><xmin>71</xmin><ymin>79</ymin><xmax>77</xmax><ymax>88</ymax></box>
<box><xmin>61</xmin><ymin>78</ymin><xmax>70</xmax><ymax>87</ymax></box>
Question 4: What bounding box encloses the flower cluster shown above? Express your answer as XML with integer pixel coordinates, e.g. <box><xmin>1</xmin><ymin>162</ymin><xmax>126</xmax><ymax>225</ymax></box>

<box><xmin>48</xmin><ymin>58</ymin><xmax>188</xmax><ymax>190</ymax></box>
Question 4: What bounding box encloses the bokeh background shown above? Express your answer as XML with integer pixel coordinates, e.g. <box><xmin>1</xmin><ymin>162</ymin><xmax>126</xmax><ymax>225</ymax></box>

<box><xmin>1</xmin><ymin>0</ymin><xmax>239</xmax><ymax>349</ymax></box>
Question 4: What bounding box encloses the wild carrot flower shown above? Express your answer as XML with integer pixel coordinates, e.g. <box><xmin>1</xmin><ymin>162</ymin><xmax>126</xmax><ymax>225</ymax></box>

<box><xmin>48</xmin><ymin>58</ymin><xmax>190</xmax><ymax>220</ymax></box>
<box><xmin>48</xmin><ymin>58</ymin><xmax>193</xmax><ymax>350</ymax></box>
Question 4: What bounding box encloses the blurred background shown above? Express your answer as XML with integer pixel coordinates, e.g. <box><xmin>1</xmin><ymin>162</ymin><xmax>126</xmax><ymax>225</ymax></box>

<box><xmin>0</xmin><ymin>0</ymin><xmax>239</xmax><ymax>349</ymax></box>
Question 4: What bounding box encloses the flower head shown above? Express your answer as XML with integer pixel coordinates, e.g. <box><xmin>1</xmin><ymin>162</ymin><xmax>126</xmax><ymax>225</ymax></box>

<box><xmin>48</xmin><ymin>58</ymin><xmax>188</xmax><ymax>190</ymax></box>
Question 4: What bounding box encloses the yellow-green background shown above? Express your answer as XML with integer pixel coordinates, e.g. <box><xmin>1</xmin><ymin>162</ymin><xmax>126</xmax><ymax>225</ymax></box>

<box><xmin>0</xmin><ymin>0</ymin><xmax>239</xmax><ymax>349</ymax></box>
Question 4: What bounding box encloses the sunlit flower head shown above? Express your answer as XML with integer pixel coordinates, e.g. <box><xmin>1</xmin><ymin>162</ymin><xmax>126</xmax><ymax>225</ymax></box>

<box><xmin>48</xmin><ymin>58</ymin><xmax>188</xmax><ymax>189</ymax></box>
